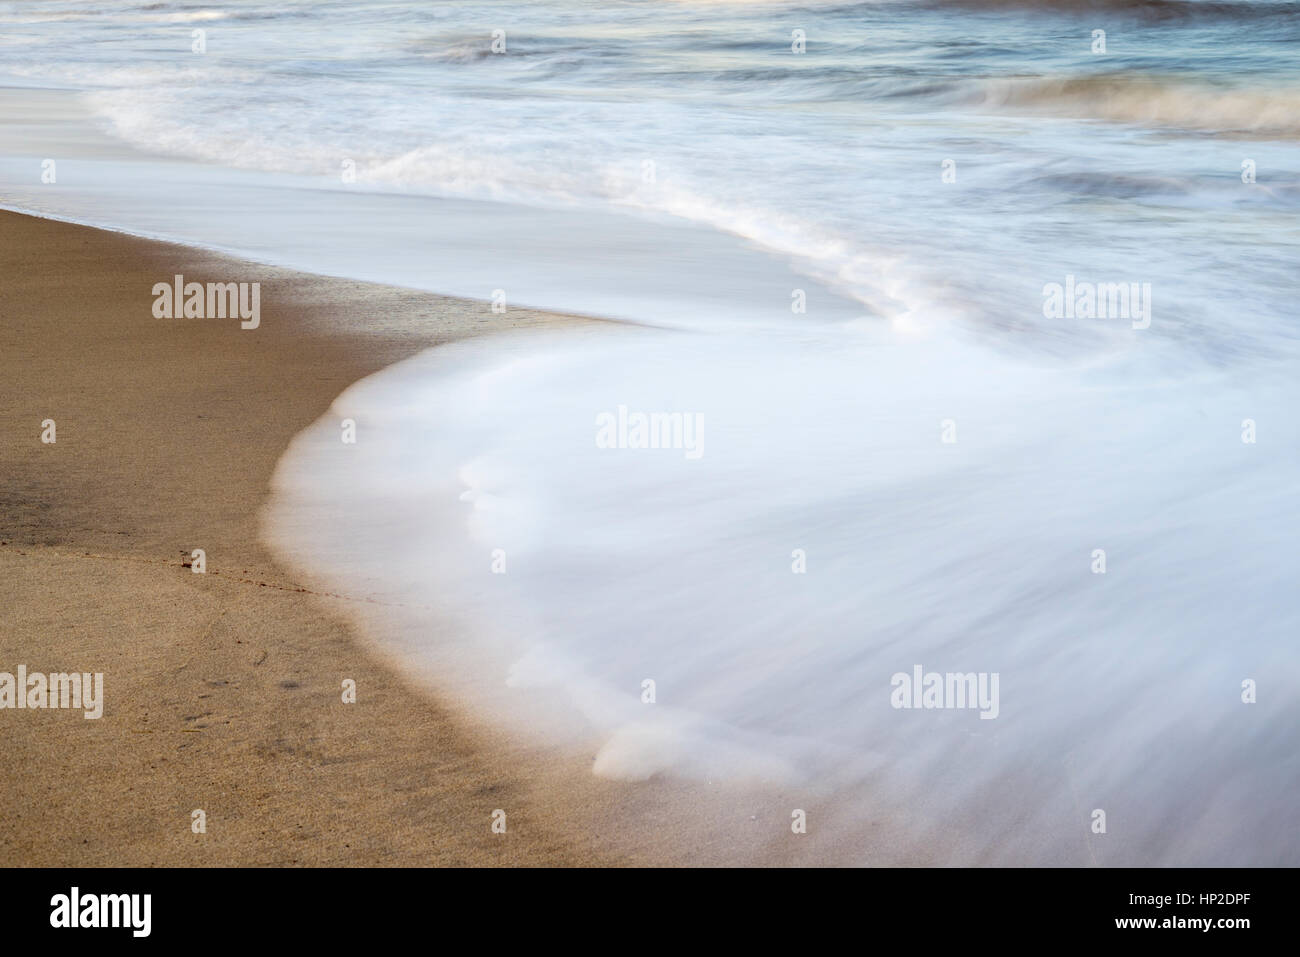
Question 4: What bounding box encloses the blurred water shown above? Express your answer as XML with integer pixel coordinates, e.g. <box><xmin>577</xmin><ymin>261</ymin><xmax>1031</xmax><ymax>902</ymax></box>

<box><xmin>3</xmin><ymin>0</ymin><xmax>1298</xmax><ymax>863</ymax></box>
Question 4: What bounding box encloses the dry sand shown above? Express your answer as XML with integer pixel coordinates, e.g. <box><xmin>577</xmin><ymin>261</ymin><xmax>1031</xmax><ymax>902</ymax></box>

<box><xmin>0</xmin><ymin>210</ymin><xmax>851</xmax><ymax>867</ymax></box>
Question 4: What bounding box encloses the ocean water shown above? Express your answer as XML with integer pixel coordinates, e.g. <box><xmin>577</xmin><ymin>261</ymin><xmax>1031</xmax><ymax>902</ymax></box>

<box><xmin>3</xmin><ymin>0</ymin><xmax>1298</xmax><ymax>863</ymax></box>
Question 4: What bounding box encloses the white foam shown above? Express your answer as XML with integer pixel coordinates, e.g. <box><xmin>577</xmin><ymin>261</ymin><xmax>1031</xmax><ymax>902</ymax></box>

<box><xmin>265</xmin><ymin>322</ymin><xmax>1300</xmax><ymax>864</ymax></box>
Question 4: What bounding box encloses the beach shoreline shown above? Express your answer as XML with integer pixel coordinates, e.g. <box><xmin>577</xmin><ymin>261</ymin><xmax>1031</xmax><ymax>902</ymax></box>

<box><xmin>0</xmin><ymin>208</ymin><xmax>633</xmax><ymax>866</ymax></box>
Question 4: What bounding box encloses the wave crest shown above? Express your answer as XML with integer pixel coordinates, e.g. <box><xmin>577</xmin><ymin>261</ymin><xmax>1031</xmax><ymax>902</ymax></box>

<box><xmin>980</xmin><ymin>73</ymin><xmax>1300</xmax><ymax>137</ymax></box>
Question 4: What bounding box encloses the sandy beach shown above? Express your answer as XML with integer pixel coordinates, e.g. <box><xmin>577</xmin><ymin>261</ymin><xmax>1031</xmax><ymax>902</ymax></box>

<box><xmin>0</xmin><ymin>210</ymin><xmax>631</xmax><ymax>866</ymax></box>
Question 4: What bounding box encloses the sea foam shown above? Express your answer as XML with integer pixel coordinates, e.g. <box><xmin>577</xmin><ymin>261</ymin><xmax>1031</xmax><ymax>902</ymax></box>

<box><xmin>264</xmin><ymin>321</ymin><xmax>1300</xmax><ymax>864</ymax></box>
